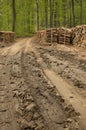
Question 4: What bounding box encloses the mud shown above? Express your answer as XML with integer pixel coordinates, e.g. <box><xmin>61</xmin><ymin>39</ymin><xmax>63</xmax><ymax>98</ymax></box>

<box><xmin>0</xmin><ymin>38</ymin><xmax>86</xmax><ymax>130</ymax></box>
<box><xmin>37</xmin><ymin>46</ymin><xmax>86</xmax><ymax>90</ymax></box>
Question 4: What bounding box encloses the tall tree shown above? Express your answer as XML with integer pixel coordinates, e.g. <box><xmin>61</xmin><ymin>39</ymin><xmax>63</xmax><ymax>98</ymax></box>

<box><xmin>50</xmin><ymin>0</ymin><xmax>53</xmax><ymax>27</ymax></box>
<box><xmin>80</xmin><ymin>0</ymin><xmax>82</xmax><ymax>24</ymax></box>
<box><xmin>71</xmin><ymin>0</ymin><xmax>75</xmax><ymax>26</ymax></box>
<box><xmin>36</xmin><ymin>0</ymin><xmax>39</xmax><ymax>31</ymax></box>
<box><xmin>53</xmin><ymin>1</ymin><xmax>57</xmax><ymax>27</ymax></box>
<box><xmin>0</xmin><ymin>0</ymin><xmax>86</xmax><ymax>36</ymax></box>
<box><xmin>12</xmin><ymin>0</ymin><xmax>16</xmax><ymax>32</ymax></box>
<box><xmin>69</xmin><ymin>0</ymin><xmax>72</xmax><ymax>27</ymax></box>
<box><xmin>62</xmin><ymin>0</ymin><xmax>67</xmax><ymax>27</ymax></box>
<box><xmin>45</xmin><ymin>0</ymin><xmax>48</xmax><ymax>28</ymax></box>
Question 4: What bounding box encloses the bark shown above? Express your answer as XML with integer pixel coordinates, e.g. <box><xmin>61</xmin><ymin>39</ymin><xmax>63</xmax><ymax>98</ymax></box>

<box><xmin>50</xmin><ymin>0</ymin><xmax>53</xmax><ymax>28</ymax></box>
<box><xmin>80</xmin><ymin>0</ymin><xmax>82</xmax><ymax>24</ymax></box>
<box><xmin>36</xmin><ymin>0</ymin><xmax>39</xmax><ymax>31</ymax></box>
<box><xmin>45</xmin><ymin>0</ymin><xmax>48</xmax><ymax>28</ymax></box>
<box><xmin>54</xmin><ymin>1</ymin><xmax>58</xmax><ymax>27</ymax></box>
<box><xmin>12</xmin><ymin>0</ymin><xmax>16</xmax><ymax>32</ymax></box>
<box><xmin>69</xmin><ymin>0</ymin><xmax>72</xmax><ymax>27</ymax></box>
<box><xmin>71</xmin><ymin>0</ymin><xmax>75</xmax><ymax>27</ymax></box>
<box><xmin>62</xmin><ymin>0</ymin><xmax>67</xmax><ymax>27</ymax></box>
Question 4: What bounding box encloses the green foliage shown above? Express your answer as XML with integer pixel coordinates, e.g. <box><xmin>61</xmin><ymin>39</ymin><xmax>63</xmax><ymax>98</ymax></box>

<box><xmin>0</xmin><ymin>0</ymin><xmax>86</xmax><ymax>36</ymax></box>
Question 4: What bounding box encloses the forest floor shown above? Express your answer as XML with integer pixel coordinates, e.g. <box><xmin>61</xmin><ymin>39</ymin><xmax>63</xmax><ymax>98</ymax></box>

<box><xmin>0</xmin><ymin>37</ymin><xmax>86</xmax><ymax>130</ymax></box>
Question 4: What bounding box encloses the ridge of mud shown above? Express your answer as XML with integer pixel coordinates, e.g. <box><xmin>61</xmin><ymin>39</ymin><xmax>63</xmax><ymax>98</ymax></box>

<box><xmin>0</xmin><ymin>38</ymin><xmax>85</xmax><ymax>130</ymax></box>
<box><xmin>20</xmin><ymin>51</ymin><xmax>80</xmax><ymax>130</ymax></box>
<box><xmin>37</xmin><ymin>47</ymin><xmax>86</xmax><ymax>89</ymax></box>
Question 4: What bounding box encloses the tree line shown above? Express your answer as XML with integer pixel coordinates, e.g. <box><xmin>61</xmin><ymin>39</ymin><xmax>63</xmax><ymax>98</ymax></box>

<box><xmin>0</xmin><ymin>0</ymin><xmax>86</xmax><ymax>36</ymax></box>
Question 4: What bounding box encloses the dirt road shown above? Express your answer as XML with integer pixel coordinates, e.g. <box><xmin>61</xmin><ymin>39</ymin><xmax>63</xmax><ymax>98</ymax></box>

<box><xmin>0</xmin><ymin>38</ymin><xmax>86</xmax><ymax>130</ymax></box>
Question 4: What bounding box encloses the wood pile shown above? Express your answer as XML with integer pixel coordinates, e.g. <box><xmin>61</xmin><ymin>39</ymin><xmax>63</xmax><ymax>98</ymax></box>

<box><xmin>0</xmin><ymin>31</ymin><xmax>15</xmax><ymax>43</ymax></box>
<box><xmin>46</xmin><ymin>27</ymin><xmax>72</xmax><ymax>44</ymax></box>
<box><xmin>71</xmin><ymin>25</ymin><xmax>86</xmax><ymax>47</ymax></box>
<box><xmin>36</xmin><ymin>30</ymin><xmax>46</xmax><ymax>44</ymax></box>
<box><xmin>57</xmin><ymin>27</ymin><xmax>72</xmax><ymax>44</ymax></box>
<box><xmin>36</xmin><ymin>25</ymin><xmax>86</xmax><ymax>48</ymax></box>
<box><xmin>46</xmin><ymin>28</ymin><xmax>57</xmax><ymax>42</ymax></box>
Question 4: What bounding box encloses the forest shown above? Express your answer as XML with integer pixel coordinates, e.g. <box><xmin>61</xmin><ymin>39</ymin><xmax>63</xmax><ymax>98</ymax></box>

<box><xmin>0</xmin><ymin>1</ymin><xmax>86</xmax><ymax>130</ymax></box>
<box><xmin>0</xmin><ymin>0</ymin><xmax>86</xmax><ymax>36</ymax></box>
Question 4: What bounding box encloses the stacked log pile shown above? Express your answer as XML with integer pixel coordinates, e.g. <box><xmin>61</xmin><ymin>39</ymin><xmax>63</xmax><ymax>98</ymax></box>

<box><xmin>0</xmin><ymin>31</ymin><xmax>15</xmax><ymax>43</ymax></box>
<box><xmin>46</xmin><ymin>28</ymin><xmax>57</xmax><ymax>42</ymax></box>
<box><xmin>71</xmin><ymin>25</ymin><xmax>86</xmax><ymax>47</ymax></box>
<box><xmin>36</xmin><ymin>30</ymin><xmax>46</xmax><ymax>44</ymax></box>
<box><xmin>36</xmin><ymin>25</ymin><xmax>86</xmax><ymax>48</ymax></box>
<box><xmin>46</xmin><ymin>27</ymin><xmax>72</xmax><ymax>44</ymax></box>
<box><xmin>58</xmin><ymin>28</ymin><xmax>72</xmax><ymax>44</ymax></box>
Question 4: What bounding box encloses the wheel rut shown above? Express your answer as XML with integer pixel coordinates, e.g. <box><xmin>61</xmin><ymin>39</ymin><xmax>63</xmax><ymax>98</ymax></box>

<box><xmin>21</xmin><ymin>53</ymin><xmax>67</xmax><ymax>130</ymax></box>
<box><xmin>20</xmin><ymin>43</ymin><xmax>80</xmax><ymax>130</ymax></box>
<box><xmin>0</xmin><ymin>38</ymin><xmax>85</xmax><ymax>130</ymax></box>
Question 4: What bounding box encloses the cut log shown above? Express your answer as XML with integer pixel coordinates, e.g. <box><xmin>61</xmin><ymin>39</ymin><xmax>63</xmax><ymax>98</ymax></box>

<box><xmin>0</xmin><ymin>31</ymin><xmax>15</xmax><ymax>43</ymax></box>
<box><xmin>36</xmin><ymin>25</ymin><xmax>86</xmax><ymax>48</ymax></box>
<box><xmin>71</xmin><ymin>25</ymin><xmax>86</xmax><ymax>47</ymax></box>
<box><xmin>46</xmin><ymin>27</ymin><xmax>72</xmax><ymax>44</ymax></box>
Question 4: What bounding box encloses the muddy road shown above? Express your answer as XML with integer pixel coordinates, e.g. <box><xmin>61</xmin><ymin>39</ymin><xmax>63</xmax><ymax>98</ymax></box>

<box><xmin>0</xmin><ymin>38</ymin><xmax>86</xmax><ymax>130</ymax></box>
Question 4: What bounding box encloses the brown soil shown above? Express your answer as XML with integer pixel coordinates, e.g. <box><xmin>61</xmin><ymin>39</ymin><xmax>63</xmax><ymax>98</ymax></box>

<box><xmin>0</xmin><ymin>38</ymin><xmax>86</xmax><ymax>130</ymax></box>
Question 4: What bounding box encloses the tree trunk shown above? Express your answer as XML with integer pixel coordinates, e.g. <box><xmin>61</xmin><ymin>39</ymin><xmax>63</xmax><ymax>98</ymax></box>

<box><xmin>36</xmin><ymin>0</ymin><xmax>39</xmax><ymax>31</ymax></box>
<box><xmin>50</xmin><ymin>0</ymin><xmax>53</xmax><ymax>28</ymax></box>
<box><xmin>62</xmin><ymin>0</ymin><xmax>67</xmax><ymax>27</ymax></box>
<box><xmin>54</xmin><ymin>1</ymin><xmax>58</xmax><ymax>27</ymax></box>
<box><xmin>45</xmin><ymin>0</ymin><xmax>48</xmax><ymax>28</ymax></box>
<box><xmin>12</xmin><ymin>0</ymin><xmax>16</xmax><ymax>32</ymax></box>
<box><xmin>69</xmin><ymin>0</ymin><xmax>72</xmax><ymax>27</ymax></box>
<box><xmin>80</xmin><ymin>0</ymin><xmax>82</xmax><ymax>24</ymax></box>
<box><xmin>71</xmin><ymin>0</ymin><xmax>75</xmax><ymax>27</ymax></box>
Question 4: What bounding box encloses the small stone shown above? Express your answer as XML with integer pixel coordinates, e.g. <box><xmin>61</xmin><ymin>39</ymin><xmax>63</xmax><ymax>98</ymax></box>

<box><xmin>25</xmin><ymin>103</ymin><xmax>36</xmax><ymax>112</ymax></box>
<box><xmin>64</xmin><ymin>124</ymin><xmax>68</xmax><ymax>128</ymax></box>
<box><xmin>10</xmin><ymin>81</ymin><xmax>14</xmax><ymax>84</ymax></box>
<box><xmin>69</xmin><ymin>96</ymin><xmax>74</xmax><ymax>99</ymax></box>
<box><xmin>67</xmin><ymin>118</ymin><xmax>73</xmax><ymax>123</ymax></box>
